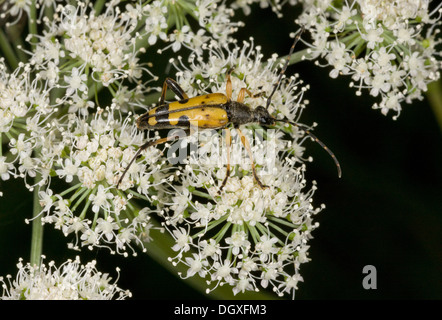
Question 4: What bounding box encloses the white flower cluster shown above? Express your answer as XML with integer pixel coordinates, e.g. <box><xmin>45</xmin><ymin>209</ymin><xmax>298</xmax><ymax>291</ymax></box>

<box><xmin>297</xmin><ymin>0</ymin><xmax>442</xmax><ymax>118</ymax></box>
<box><xmin>0</xmin><ymin>256</ymin><xmax>131</xmax><ymax>300</ymax></box>
<box><xmin>0</xmin><ymin>0</ymin><xmax>246</xmax><ymax>257</ymax></box>
<box><xmin>157</xmin><ymin>40</ymin><xmax>321</xmax><ymax>297</ymax></box>
<box><xmin>0</xmin><ymin>2</ymin><xmax>168</xmax><ymax>257</ymax></box>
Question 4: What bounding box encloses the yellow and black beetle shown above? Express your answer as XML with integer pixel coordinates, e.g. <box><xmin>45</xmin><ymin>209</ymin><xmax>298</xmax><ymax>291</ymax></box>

<box><xmin>117</xmin><ymin>27</ymin><xmax>341</xmax><ymax>190</ymax></box>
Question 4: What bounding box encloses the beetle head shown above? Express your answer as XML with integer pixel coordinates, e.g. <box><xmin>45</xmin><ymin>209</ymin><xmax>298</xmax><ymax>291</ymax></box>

<box><xmin>254</xmin><ymin>106</ymin><xmax>275</xmax><ymax>126</ymax></box>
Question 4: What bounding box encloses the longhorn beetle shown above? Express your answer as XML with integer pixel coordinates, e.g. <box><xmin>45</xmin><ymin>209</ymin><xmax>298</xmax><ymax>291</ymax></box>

<box><xmin>117</xmin><ymin>27</ymin><xmax>341</xmax><ymax>190</ymax></box>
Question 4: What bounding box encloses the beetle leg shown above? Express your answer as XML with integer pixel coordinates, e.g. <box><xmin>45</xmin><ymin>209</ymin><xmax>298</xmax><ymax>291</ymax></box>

<box><xmin>226</xmin><ymin>68</ymin><xmax>263</xmax><ymax>103</ymax></box>
<box><xmin>159</xmin><ymin>78</ymin><xmax>190</xmax><ymax>106</ymax></box>
<box><xmin>218</xmin><ymin>127</ymin><xmax>232</xmax><ymax>193</ymax></box>
<box><xmin>236</xmin><ymin>127</ymin><xmax>268</xmax><ymax>189</ymax></box>
<box><xmin>237</xmin><ymin>88</ymin><xmax>264</xmax><ymax>104</ymax></box>
<box><xmin>117</xmin><ymin>129</ymin><xmax>191</xmax><ymax>188</ymax></box>
<box><xmin>226</xmin><ymin>68</ymin><xmax>234</xmax><ymax>101</ymax></box>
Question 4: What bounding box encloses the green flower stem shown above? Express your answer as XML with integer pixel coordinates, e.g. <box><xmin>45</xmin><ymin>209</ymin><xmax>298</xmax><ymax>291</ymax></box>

<box><xmin>29</xmin><ymin>0</ymin><xmax>38</xmax><ymax>51</ymax></box>
<box><xmin>79</xmin><ymin>199</ymin><xmax>92</xmax><ymax>221</ymax></box>
<box><xmin>91</xmin><ymin>204</ymin><xmax>100</xmax><ymax>229</ymax></box>
<box><xmin>126</xmin><ymin>189</ymin><xmax>152</xmax><ymax>202</ymax></box>
<box><xmin>266</xmin><ymin>220</ymin><xmax>289</xmax><ymax>238</ymax></box>
<box><xmin>69</xmin><ymin>186</ymin><xmax>88</xmax><ymax>204</ymax></box>
<box><xmin>226</xmin><ymin>224</ymin><xmax>237</xmax><ymax>261</ymax></box>
<box><xmin>427</xmin><ymin>80</ymin><xmax>442</xmax><ymax>133</ymax></box>
<box><xmin>288</xmin><ymin>48</ymin><xmax>312</xmax><ymax>65</ymax></box>
<box><xmin>268</xmin><ymin>215</ymin><xmax>297</xmax><ymax>228</ymax></box>
<box><xmin>58</xmin><ymin>182</ymin><xmax>83</xmax><ymax>197</ymax></box>
<box><xmin>71</xmin><ymin>187</ymin><xmax>93</xmax><ymax>213</ymax></box>
<box><xmin>10</xmin><ymin>28</ymin><xmax>28</xmax><ymax>63</ymax></box>
<box><xmin>191</xmin><ymin>215</ymin><xmax>229</xmax><ymax>239</ymax></box>
<box><xmin>265</xmin><ymin>48</ymin><xmax>312</xmax><ymax>73</ymax></box>
<box><xmin>89</xmin><ymin>81</ymin><xmax>103</xmax><ymax>102</ymax></box>
<box><xmin>0</xmin><ymin>28</ymin><xmax>19</xmax><ymax>70</ymax></box>
<box><xmin>246</xmin><ymin>224</ymin><xmax>260</xmax><ymax>245</ymax></box>
<box><xmin>214</xmin><ymin>221</ymin><xmax>231</xmax><ymax>244</ymax></box>
<box><xmin>30</xmin><ymin>177</ymin><xmax>43</xmax><ymax>266</ymax></box>
<box><xmin>93</xmin><ymin>0</ymin><xmax>107</xmax><ymax>15</ymax></box>
<box><xmin>191</xmin><ymin>189</ymin><xmax>214</xmax><ymax>200</ymax></box>
<box><xmin>43</xmin><ymin>5</ymin><xmax>54</xmax><ymax>32</ymax></box>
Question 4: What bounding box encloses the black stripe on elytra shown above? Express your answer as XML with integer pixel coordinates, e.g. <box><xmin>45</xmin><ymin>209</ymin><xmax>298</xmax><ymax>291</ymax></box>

<box><xmin>155</xmin><ymin>104</ymin><xmax>170</xmax><ymax>123</ymax></box>
<box><xmin>177</xmin><ymin>115</ymin><xmax>190</xmax><ymax>126</ymax></box>
<box><xmin>146</xmin><ymin>104</ymin><xmax>228</xmax><ymax>119</ymax></box>
<box><xmin>178</xmin><ymin>98</ymin><xmax>189</xmax><ymax>104</ymax></box>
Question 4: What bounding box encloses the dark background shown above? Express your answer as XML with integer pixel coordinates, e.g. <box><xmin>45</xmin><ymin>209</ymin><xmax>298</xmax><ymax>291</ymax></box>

<box><xmin>0</xmin><ymin>4</ymin><xmax>441</xmax><ymax>300</ymax></box>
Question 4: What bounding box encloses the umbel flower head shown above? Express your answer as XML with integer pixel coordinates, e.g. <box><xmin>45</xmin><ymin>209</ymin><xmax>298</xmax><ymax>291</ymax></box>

<box><xmin>297</xmin><ymin>0</ymin><xmax>442</xmax><ymax>118</ymax></box>
<box><xmin>0</xmin><ymin>0</ymin><xmax>170</xmax><ymax>256</ymax></box>
<box><xmin>0</xmin><ymin>0</ymin><xmax>264</xmax><ymax>255</ymax></box>
<box><xmin>151</xmin><ymin>37</ymin><xmax>325</xmax><ymax>298</ymax></box>
<box><xmin>0</xmin><ymin>256</ymin><xmax>131</xmax><ymax>300</ymax></box>
<box><xmin>0</xmin><ymin>0</ymin><xmax>247</xmax><ymax>256</ymax></box>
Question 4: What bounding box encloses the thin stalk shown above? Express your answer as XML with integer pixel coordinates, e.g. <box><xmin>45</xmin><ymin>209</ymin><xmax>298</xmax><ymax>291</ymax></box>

<box><xmin>58</xmin><ymin>182</ymin><xmax>83</xmax><ymax>197</ymax></box>
<box><xmin>30</xmin><ymin>177</ymin><xmax>43</xmax><ymax>266</ymax></box>
<box><xmin>126</xmin><ymin>189</ymin><xmax>151</xmax><ymax>202</ymax></box>
<box><xmin>191</xmin><ymin>214</ymin><xmax>229</xmax><ymax>239</ymax></box>
<box><xmin>93</xmin><ymin>0</ymin><xmax>106</xmax><ymax>14</ymax></box>
<box><xmin>288</xmin><ymin>48</ymin><xmax>312</xmax><ymax>65</ymax></box>
<box><xmin>190</xmin><ymin>189</ymin><xmax>214</xmax><ymax>200</ymax></box>
<box><xmin>28</xmin><ymin>0</ymin><xmax>38</xmax><ymax>51</ymax></box>
<box><xmin>0</xmin><ymin>29</ymin><xmax>19</xmax><ymax>70</ymax></box>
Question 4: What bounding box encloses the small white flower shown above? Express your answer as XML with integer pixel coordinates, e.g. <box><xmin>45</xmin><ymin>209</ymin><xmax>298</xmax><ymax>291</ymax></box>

<box><xmin>95</xmin><ymin>217</ymin><xmax>119</xmax><ymax>242</ymax></box>
<box><xmin>171</xmin><ymin>227</ymin><xmax>192</xmax><ymax>253</ymax></box>
<box><xmin>260</xmin><ymin>262</ymin><xmax>280</xmax><ymax>289</ymax></box>
<box><xmin>372</xmin><ymin>47</ymin><xmax>396</xmax><ymax>70</ymax></box>
<box><xmin>184</xmin><ymin>253</ymin><xmax>208</xmax><ymax>278</ymax></box>
<box><xmin>278</xmin><ymin>274</ymin><xmax>304</xmax><ymax>298</ymax></box>
<box><xmin>199</xmin><ymin>239</ymin><xmax>222</xmax><ymax>260</ymax></box>
<box><xmin>9</xmin><ymin>133</ymin><xmax>32</xmax><ymax>159</ymax></box>
<box><xmin>212</xmin><ymin>260</ymin><xmax>237</xmax><ymax>284</ymax></box>
<box><xmin>38</xmin><ymin>188</ymin><xmax>54</xmax><ymax>212</ymax></box>
<box><xmin>170</xmin><ymin>189</ymin><xmax>191</xmax><ymax>218</ymax></box>
<box><xmin>89</xmin><ymin>185</ymin><xmax>114</xmax><ymax>214</ymax></box>
<box><xmin>68</xmin><ymin>94</ymin><xmax>94</xmax><ymax>116</ymax></box>
<box><xmin>361</xmin><ymin>27</ymin><xmax>384</xmax><ymax>49</ymax></box>
<box><xmin>225</xmin><ymin>231</ymin><xmax>251</xmax><ymax>255</ymax></box>
<box><xmin>56</xmin><ymin>158</ymin><xmax>79</xmax><ymax>183</ymax></box>
<box><xmin>64</xmin><ymin>67</ymin><xmax>88</xmax><ymax>96</ymax></box>
<box><xmin>232</xmin><ymin>277</ymin><xmax>254</xmax><ymax>296</ymax></box>
<box><xmin>256</xmin><ymin>235</ymin><xmax>279</xmax><ymax>262</ymax></box>
<box><xmin>0</xmin><ymin>156</ymin><xmax>14</xmax><ymax>181</ymax></box>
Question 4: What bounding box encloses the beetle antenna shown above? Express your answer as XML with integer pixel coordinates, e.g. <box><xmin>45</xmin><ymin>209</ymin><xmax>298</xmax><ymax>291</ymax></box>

<box><xmin>266</xmin><ymin>26</ymin><xmax>305</xmax><ymax>110</ymax></box>
<box><xmin>116</xmin><ymin>147</ymin><xmax>144</xmax><ymax>188</ymax></box>
<box><xmin>276</xmin><ymin>119</ymin><xmax>342</xmax><ymax>178</ymax></box>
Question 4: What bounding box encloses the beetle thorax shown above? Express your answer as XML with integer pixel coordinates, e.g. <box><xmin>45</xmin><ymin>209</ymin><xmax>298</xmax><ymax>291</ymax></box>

<box><xmin>226</xmin><ymin>102</ymin><xmax>275</xmax><ymax>127</ymax></box>
<box><xmin>226</xmin><ymin>101</ymin><xmax>255</xmax><ymax>126</ymax></box>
